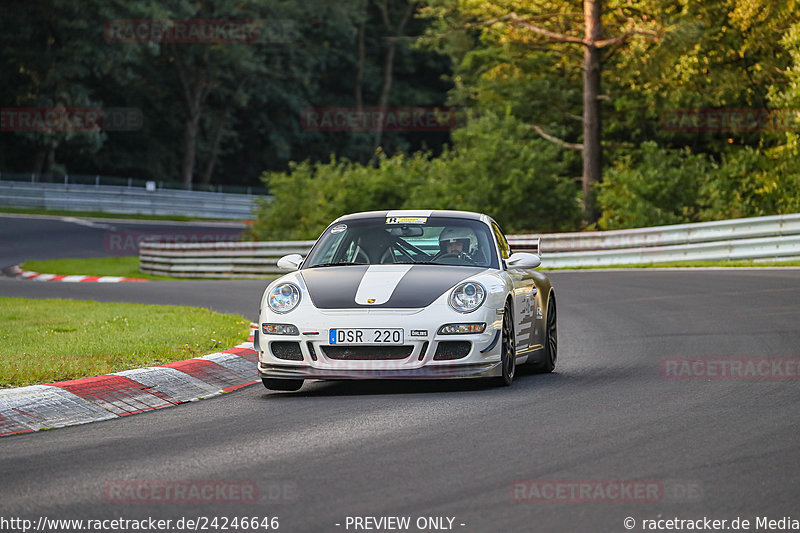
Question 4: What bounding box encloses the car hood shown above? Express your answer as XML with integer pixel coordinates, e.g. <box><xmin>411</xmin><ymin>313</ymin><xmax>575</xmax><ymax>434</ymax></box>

<box><xmin>300</xmin><ymin>264</ymin><xmax>488</xmax><ymax>309</ymax></box>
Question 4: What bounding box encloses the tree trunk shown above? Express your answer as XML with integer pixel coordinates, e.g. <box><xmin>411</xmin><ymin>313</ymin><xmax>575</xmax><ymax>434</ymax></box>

<box><xmin>582</xmin><ymin>0</ymin><xmax>602</xmax><ymax>224</ymax></box>
<box><xmin>199</xmin><ymin>105</ymin><xmax>233</xmax><ymax>186</ymax></box>
<box><xmin>172</xmin><ymin>44</ymin><xmax>211</xmax><ymax>190</ymax></box>
<box><xmin>180</xmin><ymin>113</ymin><xmax>200</xmax><ymax>188</ymax></box>
<box><xmin>32</xmin><ymin>146</ymin><xmax>46</xmax><ymax>177</ymax></box>
<box><xmin>372</xmin><ymin>42</ymin><xmax>396</xmax><ymax>154</ymax></box>
<box><xmin>354</xmin><ymin>7</ymin><xmax>366</xmax><ymax>111</ymax></box>
<box><xmin>199</xmin><ymin>77</ymin><xmax>246</xmax><ymax>186</ymax></box>
<box><xmin>372</xmin><ymin>1</ymin><xmax>415</xmax><ymax>157</ymax></box>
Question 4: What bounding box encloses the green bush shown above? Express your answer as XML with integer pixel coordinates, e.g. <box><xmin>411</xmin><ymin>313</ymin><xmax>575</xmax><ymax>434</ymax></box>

<box><xmin>599</xmin><ymin>23</ymin><xmax>800</xmax><ymax>230</ymax></box>
<box><xmin>247</xmin><ymin>113</ymin><xmax>581</xmax><ymax>240</ymax></box>
<box><xmin>597</xmin><ymin>142</ymin><xmax>711</xmax><ymax>229</ymax></box>
<box><xmin>599</xmin><ymin>141</ymin><xmax>800</xmax><ymax>230</ymax></box>
<box><xmin>407</xmin><ymin>113</ymin><xmax>581</xmax><ymax>232</ymax></box>
<box><xmin>247</xmin><ymin>152</ymin><xmax>432</xmax><ymax>240</ymax></box>
<box><xmin>699</xmin><ymin>146</ymin><xmax>772</xmax><ymax>220</ymax></box>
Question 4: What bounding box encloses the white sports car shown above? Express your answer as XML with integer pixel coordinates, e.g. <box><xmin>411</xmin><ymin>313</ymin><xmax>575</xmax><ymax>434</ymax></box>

<box><xmin>255</xmin><ymin>210</ymin><xmax>557</xmax><ymax>391</ymax></box>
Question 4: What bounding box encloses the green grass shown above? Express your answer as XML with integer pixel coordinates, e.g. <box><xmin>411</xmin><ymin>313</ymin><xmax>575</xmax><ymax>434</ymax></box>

<box><xmin>0</xmin><ymin>206</ymin><xmax>250</xmax><ymax>222</ymax></box>
<box><xmin>544</xmin><ymin>259</ymin><xmax>800</xmax><ymax>269</ymax></box>
<box><xmin>22</xmin><ymin>257</ymin><xmax>183</xmax><ymax>281</ymax></box>
<box><xmin>0</xmin><ymin>297</ymin><xmax>252</xmax><ymax>388</ymax></box>
<box><xmin>23</xmin><ymin>255</ymin><xmax>800</xmax><ymax>280</ymax></box>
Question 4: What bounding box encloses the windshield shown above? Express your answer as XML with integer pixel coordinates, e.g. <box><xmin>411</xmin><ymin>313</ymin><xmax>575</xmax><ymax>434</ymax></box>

<box><xmin>303</xmin><ymin>216</ymin><xmax>498</xmax><ymax>269</ymax></box>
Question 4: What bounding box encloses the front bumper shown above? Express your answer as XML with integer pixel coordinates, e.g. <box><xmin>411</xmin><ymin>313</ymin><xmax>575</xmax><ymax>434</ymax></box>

<box><xmin>257</xmin><ymin>263</ymin><xmax>515</xmax><ymax>382</ymax></box>
<box><xmin>257</xmin><ymin>298</ymin><xmax>505</xmax><ymax>380</ymax></box>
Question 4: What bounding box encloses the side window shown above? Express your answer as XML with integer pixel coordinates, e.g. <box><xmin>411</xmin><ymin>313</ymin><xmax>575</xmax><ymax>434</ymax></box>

<box><xmin>492</xmin><ymin>223</ymin><xmax>511</xmax><ymax>260</ymax></box>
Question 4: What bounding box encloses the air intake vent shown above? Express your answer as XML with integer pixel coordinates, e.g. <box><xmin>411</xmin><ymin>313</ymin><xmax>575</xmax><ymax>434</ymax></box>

<box><xmin>418</xmin><ymin>341</ymin><xmax>429</xmax><ymax>361</ymax></box>
<box><xmin>270</xmin><ymin>341</ymin><xmax>303</xmax><ymax>361</ymax></box>
<box><xmin>433</xmin><ymin>341</ymin><xmax>471</xmax><ymax>360</ymax></box>
<box><xmin>322</xmin><ymin>345</ymin><xmax>413</xmax><ymax>360</ymax></box>
<box><xmin>306</xmin><ymin>342</ymin><xmax>318</xmax><ymax>361</ymax></box>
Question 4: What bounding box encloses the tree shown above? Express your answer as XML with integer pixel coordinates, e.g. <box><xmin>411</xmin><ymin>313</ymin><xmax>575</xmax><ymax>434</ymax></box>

<box><xmin>421</xmin><ymin>0</ymin><xmax>660</xmax><ymax>223</ymax></box>
<box><xmin>248</xmin><ymin>112</ymin><xmax>580</xmax><ymax>240</ymax></box>
<box><xmin>0</xmin><ymin>0</ymin><xmax>138</xmax><ymax>175</ymax></box>
<box><xmin>371</xmin><ymin>0</ymin><xmax>418</xmax><ymax>152</ymax></box>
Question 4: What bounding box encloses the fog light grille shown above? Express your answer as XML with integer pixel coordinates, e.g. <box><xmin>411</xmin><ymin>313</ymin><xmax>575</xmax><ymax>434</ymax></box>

<box><xmin>433</xmin><ymin>341</ymin><xmax>471</xmax><ymax>360</ymax></box>
<box><xmin>270</xmin><ymin>341</ymin><xmax>303</xmax><ymax>361</ymax></box>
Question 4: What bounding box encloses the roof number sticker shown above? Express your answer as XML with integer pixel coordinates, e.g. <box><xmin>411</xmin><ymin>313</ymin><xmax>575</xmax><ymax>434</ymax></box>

<box><xmin>331</xmin><ymin>224</ymin><xmax>348</xmax><ymax>234</ymax></box>
<box><xmin>386</xmin><ymin>217</ymin><xmax>427</xmax><ymax>224</ymax></box>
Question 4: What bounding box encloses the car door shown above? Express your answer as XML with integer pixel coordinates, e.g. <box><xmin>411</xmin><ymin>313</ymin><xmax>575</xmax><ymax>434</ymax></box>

<box><xmin>492</xmin><ymin>223</ymin><xmax>538</xmax><ymax>353</ymax></box>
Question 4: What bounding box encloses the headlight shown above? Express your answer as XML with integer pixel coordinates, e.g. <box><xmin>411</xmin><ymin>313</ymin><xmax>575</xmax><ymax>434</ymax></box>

<box><xmin>262</xmin><ymin>324</ymin><xmax>299</xmax><ymax>335</ymax></box>
<box><xmin>438</xmin><ymin>323</ymin><xmax>486</xmax><ymax>334</ymax></box>
<box><xmin>267</xmin><ymin>283</ymin><xmax>301</xmax><ymax>314</ymax></box>
<box><xmin>448</xmin><ymin>281</ymin><xmax>486</xmax><ymax>313</ymax></box>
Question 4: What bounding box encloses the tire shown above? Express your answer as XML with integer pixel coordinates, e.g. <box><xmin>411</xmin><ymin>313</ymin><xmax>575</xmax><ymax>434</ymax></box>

<box><xmin>531</xmin><ymin>295</ymin><xmax>557</xmax><ymax>373</ymax></box>
<box><xmin>495</xmin><ymin>302</ymin><xmax>516</xmax><ymax>386</ymax></box>
<box><xmin>262</xmin><ymin>378</ymin><xmax>304</xmax><ymax>391</ymax></box>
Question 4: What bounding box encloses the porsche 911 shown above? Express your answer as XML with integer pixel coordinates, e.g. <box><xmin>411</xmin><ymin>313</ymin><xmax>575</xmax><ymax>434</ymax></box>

<box><xmin>255</xmin><ymin>210</ymin><xmax>557</xmax><ymax>391</ymax></box>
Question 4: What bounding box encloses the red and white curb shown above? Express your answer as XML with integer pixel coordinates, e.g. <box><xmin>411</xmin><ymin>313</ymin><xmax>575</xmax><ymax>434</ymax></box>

<box><xmin>0</xmin><ymin>334</ymin><xmax>259</xmax><ymax>437</ymax></box>
<box><xmin>7</xmin><ymin>265</ymin><xmax>148</xmax><ymax>283</ymax></box>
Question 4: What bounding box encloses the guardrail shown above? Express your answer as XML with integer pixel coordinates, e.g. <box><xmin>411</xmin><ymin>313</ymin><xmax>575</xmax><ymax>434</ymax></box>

<box><xmin>139</xmin><ymin>241</ymin><xmax>315</xmax><ymax>278</ymax></box>
<box><xmin>0</xmin><ymin>181</ymin><xmax>264</xmax><ymax>220</ymax></box>
<box><xmin>508</xmin><ymin>213</ymin><xmax>800</xmax><ymax>252</ymax></box>
<box><xmin>138</xmin><ymin>214</ymin><xmax>800</xmax><ymax>277</ymax></box>
<box><xmin>508</xmin><ymin>213</ymin><xmax>800</xmax><ymax>267</ymax></box>
<box><xmin>0</xmin><ymin>171</ymin><xmax>269</xmax><ymax>195</ymax></box>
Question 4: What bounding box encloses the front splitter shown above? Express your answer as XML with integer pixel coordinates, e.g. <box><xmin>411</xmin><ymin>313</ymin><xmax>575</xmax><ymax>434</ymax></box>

<box><xmin>259</xmin><ymin>361</ymin><xmax>501</xmax><ymax>380</ymax></box>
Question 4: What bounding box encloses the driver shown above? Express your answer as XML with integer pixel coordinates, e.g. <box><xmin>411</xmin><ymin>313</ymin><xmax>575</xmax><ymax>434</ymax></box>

<box><xmin>436</xmin><ymin>226</ymin><xmax>476</xmax><ymax>260</ymax></box>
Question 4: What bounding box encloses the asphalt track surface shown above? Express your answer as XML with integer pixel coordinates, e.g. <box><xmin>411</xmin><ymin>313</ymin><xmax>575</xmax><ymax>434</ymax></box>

<box><xmin>2</xmin><ymin>216</ymin><xmax>800</xmax><ymax>532</ymax></box>
<box><xmin>0</xmin><ymin>214</ymin><xmax>244</xmax><ymax>268</ymax></box>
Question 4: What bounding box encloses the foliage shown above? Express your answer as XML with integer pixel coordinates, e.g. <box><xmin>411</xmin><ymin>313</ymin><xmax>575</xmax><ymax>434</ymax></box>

<box><xmin>248</xmin><ymin>113</ymin><xmax>581</xmax><ymax>240</ymax></box>
<box><xmin>597</xmin><ymin>142</ymin><xmax>711</xmax><ymax>229</ymax></box>
<box><xmin>2</xmin><ymin>0</ymin><xmax>799</xmax><ymax>227</ymax></box>
<box><xmin>405</xmin><ymin>112</ymin><xmax>581</xmax><ymax>232</ymax></box>
<box><xmin>599</xmin><ymin>141</ymin><xmax>798</xmax><ymax>229</ymax></box>
<box><xmin>0</xmin><ymin>0</ymin><xmax>451</xmax><ymax>187</ymax></box>
<box><xmin>761</xmin><ymin>21</ymin><xmax>800</xmax><ymax>215</ymax></box>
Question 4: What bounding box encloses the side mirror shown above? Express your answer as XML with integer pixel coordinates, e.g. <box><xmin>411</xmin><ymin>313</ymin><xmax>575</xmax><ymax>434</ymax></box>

<box><xmin>277</xmin><ymin>254</ymin><xmax>304</xmax><ymax>271</ymax></box>
<box><xmin>507</xmin><ymin>252</ymin><xmax>541</xmax><ymax>269</ymax></box>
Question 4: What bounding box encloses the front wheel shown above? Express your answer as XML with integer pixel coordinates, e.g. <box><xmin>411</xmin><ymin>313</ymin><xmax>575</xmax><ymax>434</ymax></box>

<box><xmin>494</xmin><ymin>302</ymin><xmax>516</xmax><ymax>386</ymax></box>
<box><xmin>262</xmin><ymin>378</ymin><xmax>304</xmax><ymax>391</ymax></box>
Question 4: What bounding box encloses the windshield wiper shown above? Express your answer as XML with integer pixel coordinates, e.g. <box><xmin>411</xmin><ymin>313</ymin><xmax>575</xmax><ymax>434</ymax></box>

<box><xmin>308</xmin><ymin>261</ymin><xmax>362</xmax><ymax>268</ymax></box>
<box><xmin>396</xmin><ymin>260</ymin><xmax>483</xmax><ymax>266</ymax></box>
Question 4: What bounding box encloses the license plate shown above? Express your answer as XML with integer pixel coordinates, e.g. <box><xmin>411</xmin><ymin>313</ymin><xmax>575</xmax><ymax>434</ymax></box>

<box><xmin>329</xmin><ymin>328</ymin><xmax>404</xmax><ymax>345</ymax></box>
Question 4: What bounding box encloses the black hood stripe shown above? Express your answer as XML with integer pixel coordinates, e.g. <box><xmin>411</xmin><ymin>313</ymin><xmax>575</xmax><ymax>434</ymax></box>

<box><xmin>300</xmin><ymin>266</ymin><xmax>368</xmax><ymax>309</ymax></box>
<box><xmin>384</xmin><ymin>265</ymin><xmax>485</xmax><ymax>308</ymax></box>
<box><xmin>300</xmin><ymin>265</ymin><xmax>486</xmax><ymax>309</ymax></box>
